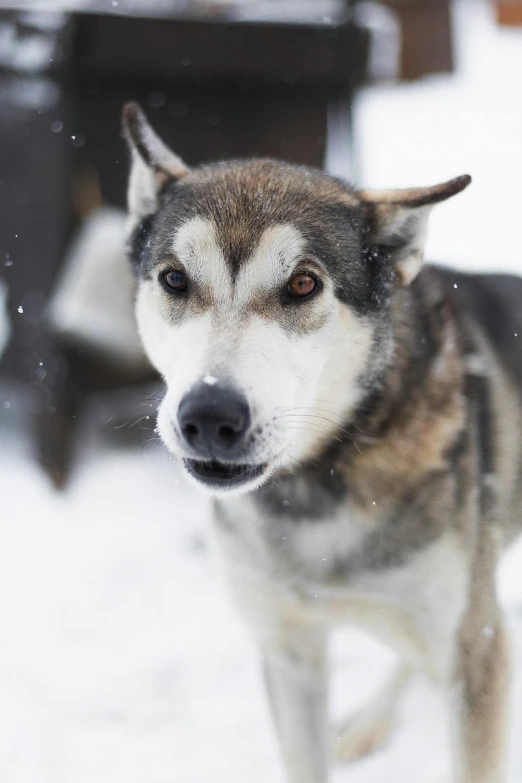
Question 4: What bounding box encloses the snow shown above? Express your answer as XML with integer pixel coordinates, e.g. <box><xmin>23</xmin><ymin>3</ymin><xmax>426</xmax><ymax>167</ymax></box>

<box><xmin>0</xmin><ymin>21</ymin><xmax>55</xmax><ymax>72</ymax></box>
<box><xmin>0</xmin><ymin>0</ymin><xmax>345</xmax><ymax>23</ymax></box>
<box><xmin>355</xmin><ymin>0</ymin><xmax>522</xmax><ymax>273</ymax></box>
<box><xmin>1</xmin><ymin>1</ymin><xmax>522</xmax><ymax>781</ymax></box>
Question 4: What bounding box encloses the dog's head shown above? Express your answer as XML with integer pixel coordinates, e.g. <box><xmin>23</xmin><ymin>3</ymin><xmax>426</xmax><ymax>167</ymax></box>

<box><xmin>122</xmin><ymin>102</ymin><xmax>470</xmax><ymax>497</ymax></box>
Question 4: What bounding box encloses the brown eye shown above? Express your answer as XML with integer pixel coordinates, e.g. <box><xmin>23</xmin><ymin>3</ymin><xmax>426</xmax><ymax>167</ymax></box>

<box><xmin>162</xmin><ymin>269</ymin><xmax>188</xmax><ymax>294</ymax></box>
<box><xmin>287</xmin><ymin>273</ymin><xmax>317</xmax><ymax>299</ymax></box>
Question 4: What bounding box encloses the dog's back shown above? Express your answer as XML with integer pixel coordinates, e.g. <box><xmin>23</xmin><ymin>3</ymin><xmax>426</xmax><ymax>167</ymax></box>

<box><xmin>431</xmin><ymin>266</ymin><xmax>522</xmax><ymax>545</ymax></box>
<box><xmin>442</xmin><ymin>268</ymin><xmax>522</xmax><ymax>387</ymax></box>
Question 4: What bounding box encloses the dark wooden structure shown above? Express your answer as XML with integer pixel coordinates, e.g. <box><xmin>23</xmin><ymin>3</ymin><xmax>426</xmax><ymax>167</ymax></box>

<box><xmin>0</xmin><ymin>4</ymin><xmax>367</xmax><ymax>485</ymax></box>
<box><xmin>383</xmin><ymin>0</ymin><xmax>453</xmax><ymax>81</ymax></box>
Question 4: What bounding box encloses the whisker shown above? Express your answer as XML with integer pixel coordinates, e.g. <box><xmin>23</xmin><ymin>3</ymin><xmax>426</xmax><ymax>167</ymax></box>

<box><xmin>275</xmin><ymin>406</ymin><xmax>367</xmax><ymax>434</ymax></box>
<box><xmin>276</xmin><ymin>412</ymin><xmax>355</xmax><ymax>438</ymax></box>
<box><xmin>284</xmin><ymin>449</ymin><xmax>307</xmax><ymax>471</ymax></box>
<box><xmin>129</xmin><ymin>415</ymin><xmax>153</xmax><ymax>428</ymax></box>
<box><xmin>113</xmin><ymin>414</ymin><xmax>155</xmax><ymax>430</ymax></box>
<box><xmin>280</xmin><ymin>417</ymin><xmax>363</xmax><ymax>453</ymax></box>
<box><xmin>279</xmin><ymin>420</ymin><xmax>343</xmax><ymax>444</ymax></box>
<box><xmin>352</xmin><ymin>439</ymin><xmax>362</xmax><ymax>454</ymax></box>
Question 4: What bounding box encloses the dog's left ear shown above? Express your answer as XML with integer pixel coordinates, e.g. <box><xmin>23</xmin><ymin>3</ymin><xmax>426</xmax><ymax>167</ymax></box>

<box><xmin>360</xmin><ymin>175</ymin><xmax>471</xmax><ymax>285</ymax></box>
<box><xmin>122</xmin><ymin>101</ymin><xmax>190</xmax><ymax>224</ymax></box>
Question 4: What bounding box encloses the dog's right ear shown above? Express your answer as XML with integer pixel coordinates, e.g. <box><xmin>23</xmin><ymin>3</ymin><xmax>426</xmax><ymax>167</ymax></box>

<box><xmin>360</xmin><ymin>175</ymin><xmax>471</xmax><ymax>285</ymax></box>
<box><xmin>122</xmin><ymin>101</ymin><xmax>190</xmax><ymax>224</ymax></box>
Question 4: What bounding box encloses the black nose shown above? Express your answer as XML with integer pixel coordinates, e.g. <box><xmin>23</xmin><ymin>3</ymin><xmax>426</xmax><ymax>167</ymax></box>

<box><xmin>177</xmin><ymin>383</ymin><xmax>251</xmax><ymax>458</ymax></box>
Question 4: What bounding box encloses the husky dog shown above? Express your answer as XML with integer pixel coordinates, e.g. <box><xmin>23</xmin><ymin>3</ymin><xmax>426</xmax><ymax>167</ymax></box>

<box><xmin>122</xmin><ymin>101</ymin><xmax>520</xmax><ymax>783</ymax></box>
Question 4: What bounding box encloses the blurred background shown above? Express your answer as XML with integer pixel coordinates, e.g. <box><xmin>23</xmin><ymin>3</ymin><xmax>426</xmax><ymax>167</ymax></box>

<box><xmin>0</xmin><ymin>1</ymin><xmax>521</xmax><ymax>781</ymax></box>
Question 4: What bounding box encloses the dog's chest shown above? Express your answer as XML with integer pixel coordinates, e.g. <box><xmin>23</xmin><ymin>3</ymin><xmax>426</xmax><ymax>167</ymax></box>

<box><xmin>214</xmin><ymin>493</ymin><xmax>390</xmax><ymax>631</ymax></box>
<box><xmin>214</xmin><ymin>490</ymin><xmax>374</xmax><ymax>582</ymax></box>
<box><xmin>214</xmin><ymin>494</ymin><xmax>468</xmax><ymax>675</ymax></box>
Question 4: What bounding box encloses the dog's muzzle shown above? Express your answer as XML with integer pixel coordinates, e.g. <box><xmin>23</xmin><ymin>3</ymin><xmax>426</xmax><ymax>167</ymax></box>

<box><xmin>177</xmin><ymin>383</ymin><xmax>265</xmax><ymax>489</ymax></box>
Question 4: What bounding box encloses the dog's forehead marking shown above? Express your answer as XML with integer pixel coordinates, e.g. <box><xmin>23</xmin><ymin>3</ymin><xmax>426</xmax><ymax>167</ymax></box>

<box><xmin>172</xmin><ymin>216</ymin><xmax>226</xmax><ymax>287</ymax></box>
<box><xmin>235</xmin><ymin>223</ymin><xmax>306</xmax><ymax>299</ymax></box>
<box><xmin>171</xmin><ymin>217</ymin><xmax>307</xmax><ymax>304</ymax></box>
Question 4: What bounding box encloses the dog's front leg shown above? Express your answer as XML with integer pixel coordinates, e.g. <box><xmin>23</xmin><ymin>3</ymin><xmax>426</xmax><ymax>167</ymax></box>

<box><xmin>449</xmin><ymin>607</ymin><xmax>511</xmax><ymax>783</ymax></box>
<box><xmin>262</xmin><ymin>625</ymin><xmax>328</xmax><ymax>783</ymax></box>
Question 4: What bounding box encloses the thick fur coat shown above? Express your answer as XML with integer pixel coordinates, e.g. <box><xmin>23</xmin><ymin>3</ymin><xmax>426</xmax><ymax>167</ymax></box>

<box><xmin>121</xmin><ymin>102</ymin><xmax>519</xmax><ymax>783</ymax></box>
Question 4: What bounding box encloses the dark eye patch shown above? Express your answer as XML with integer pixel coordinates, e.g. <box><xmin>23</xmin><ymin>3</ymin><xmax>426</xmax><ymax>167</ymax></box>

<box><xmin>128</xmin><ymin>214</ymin><xmax>156</xmax><ymax>273</ymax></box>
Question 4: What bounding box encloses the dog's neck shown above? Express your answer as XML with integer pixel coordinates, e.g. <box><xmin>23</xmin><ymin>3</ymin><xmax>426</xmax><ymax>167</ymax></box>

<box><xmin>253</xmin><ymin>267</ymin><xmax>466</xmax><ymax>521</ymax></box>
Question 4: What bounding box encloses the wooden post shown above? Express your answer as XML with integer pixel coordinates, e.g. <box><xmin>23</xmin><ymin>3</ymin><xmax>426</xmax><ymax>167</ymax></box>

<box><xmin>380</xmin><ymin>0</ymin><xmax>453</xmax><ymax>80</ymax></box>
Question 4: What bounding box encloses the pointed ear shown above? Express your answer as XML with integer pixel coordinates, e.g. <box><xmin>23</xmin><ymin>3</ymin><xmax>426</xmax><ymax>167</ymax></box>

<box><xmin>360</xmin><ymin>175</ymin><xmax>471</xmax><ymax>285</ymax></box>
<box><xmin>121</xmin><ymin>101</ymin><xmax>190</xmax><ymax>224</ymax></box>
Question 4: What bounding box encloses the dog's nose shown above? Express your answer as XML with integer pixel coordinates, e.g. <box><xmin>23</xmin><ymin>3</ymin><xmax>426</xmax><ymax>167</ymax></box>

<box><xmin>177</xmin><ymin>383</ymin><xmax>251</xmax><ymax>457</ymax></box>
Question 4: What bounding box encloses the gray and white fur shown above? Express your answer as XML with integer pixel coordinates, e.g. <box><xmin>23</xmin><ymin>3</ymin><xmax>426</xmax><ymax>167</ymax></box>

<box><xmin>122</xmin><ymin>101</ymin><xmax>520</xmax><ymax>783</ymax></box>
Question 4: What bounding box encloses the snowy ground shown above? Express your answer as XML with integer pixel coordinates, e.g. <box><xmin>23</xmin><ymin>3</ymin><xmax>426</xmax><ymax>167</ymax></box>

<box><xmin>1</xmin><ymin>1</ymin><xmax>522</xmax><ymax>781</ymax></box>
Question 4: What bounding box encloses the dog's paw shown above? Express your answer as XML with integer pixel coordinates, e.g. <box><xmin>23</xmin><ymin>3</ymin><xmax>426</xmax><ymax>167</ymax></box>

<box><xmin>332</xmin><ymin>712</ymin><xmax>394</xmax><ymax>763</ymax></box>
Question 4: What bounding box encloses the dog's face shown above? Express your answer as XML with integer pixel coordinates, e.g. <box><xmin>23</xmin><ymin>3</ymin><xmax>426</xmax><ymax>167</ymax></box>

<box><xmin>122</xmin><ymin>103</ymin><xmax>470</xmax><ymax>497</ymax></box>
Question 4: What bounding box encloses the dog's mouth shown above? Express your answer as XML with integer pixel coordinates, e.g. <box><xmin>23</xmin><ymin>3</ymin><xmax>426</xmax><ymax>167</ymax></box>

<box><xmin>183</xmin><ymin>458</ymin><xmax>266</xmax><ymax>488</ymax></box>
